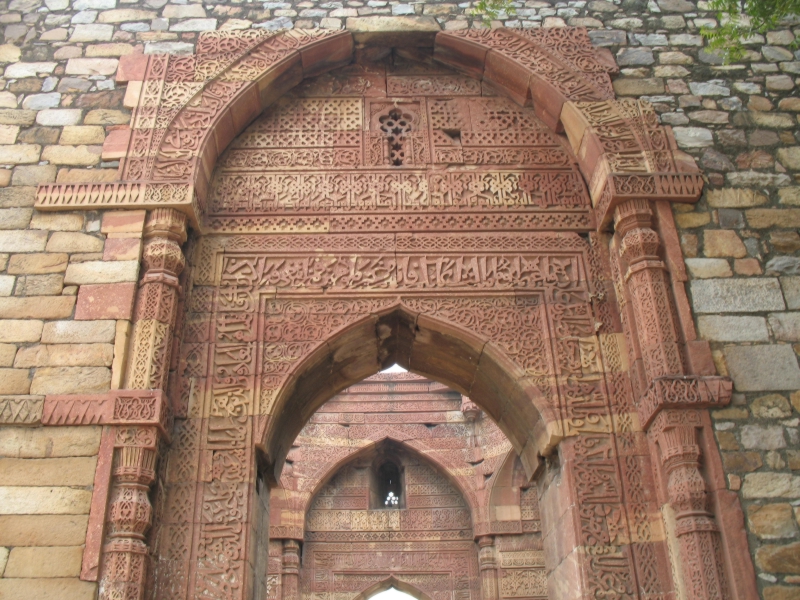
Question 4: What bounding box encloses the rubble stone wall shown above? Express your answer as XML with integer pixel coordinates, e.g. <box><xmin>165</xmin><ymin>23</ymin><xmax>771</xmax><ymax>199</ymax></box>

<box><xmin>0</xmin><ymin>0</ymin><xmax>797</xmax><ymax>598</ymax></box>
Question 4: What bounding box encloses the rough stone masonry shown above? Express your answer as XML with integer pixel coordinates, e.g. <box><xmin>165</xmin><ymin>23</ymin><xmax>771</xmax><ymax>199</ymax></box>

<box><xmin>0</xmin><ymin>0</ymin><xmax>797</xmax><ymax>598</ymax></box>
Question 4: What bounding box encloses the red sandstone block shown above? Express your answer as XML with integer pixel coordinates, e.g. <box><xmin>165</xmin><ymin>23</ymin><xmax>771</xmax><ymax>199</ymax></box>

<box><xmin>434</xmin><ymin>32</ymin><xmax>488</xmax><ymax>80</ymax></box>
<box><xmin>103</xmin><ymin>237</ymin><xmax>141</xmax><ymax>262</ymax></box>
<box><xmin>484</xmin><ymin>50</ymin><xmax>531</xmax><ymax>107</ymax></box>
<box><xmin>116</xmin><ymin>53</ymin><xmax>148</xmax><ymax>84</ymax></box>
<box><xmin>300</xmin><ymin>31</ymin><xmax>353</xmax><ymax>78</ymax></box>
<box><xmin>101</xmin><ymin>128</ymin><xmax>130</xmax><ymax>161</ymax></box>
<box><xmin>101</xmin><ymin>210</ymin><xmax>146</xmax><ymax>234</ymax></box>
<box><xmin>75</xmin><ymin>282</ymin><xmax>137</xmax><ymax>320</ymax></box>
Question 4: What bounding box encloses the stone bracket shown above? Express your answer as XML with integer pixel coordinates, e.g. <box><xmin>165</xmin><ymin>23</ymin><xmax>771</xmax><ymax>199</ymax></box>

<box><xmin>637</xmin><ymin>376</ymin><xmax>732</xmax><ymax>430</ymax></box>
<box><xmin>42</xmin><ymin>389</ymin><xmax>170</xmax><ymax>439</ymax></box>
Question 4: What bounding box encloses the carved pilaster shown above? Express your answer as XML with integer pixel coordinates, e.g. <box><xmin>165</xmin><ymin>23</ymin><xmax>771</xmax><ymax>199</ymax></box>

<box><xmin>100</xmin><ymin>208</ymin><xmax>187</xmax><ymax>600</ymax></box>
<box><xmin>614</xmin><ymin>199</ymin><xmax>683</xmax><ymax>382</ymax></box>
<box><xmin>281</xmin><ymin>539</ymin><xmax>301</xmax><ymax>600</ymax></box>
<box><xmin>649</xmin><ymin>410</ymin><xmax>728</xmax><ymax>600</ymax></box>
<box><xmin>126</xmin><ymin>208</ymin><xmax>188</xmax><ymax>390</ymax></box>
<box><xmin>477</xmin><ymin>536</ymin><xmax>499</xmax><ymax>600</ymax></box>
<box><xmin>100</xmin><ymin>426</ymin><xmax>160</xmax><ymax>600</ymax></box>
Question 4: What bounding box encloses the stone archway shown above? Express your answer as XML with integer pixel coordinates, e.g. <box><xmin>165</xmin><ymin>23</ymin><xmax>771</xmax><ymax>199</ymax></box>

<box><xmin>33</xmin><ymin>24</ymin><xmax>757</xmax><ymax>600</ymax></box>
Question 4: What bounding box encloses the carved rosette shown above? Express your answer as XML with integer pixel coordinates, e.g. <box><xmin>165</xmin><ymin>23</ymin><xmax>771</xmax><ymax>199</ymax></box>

<box><xmin>649</xmin><ymin>410</ymin><xmax>728</xmax><ymax>600</ymax></box>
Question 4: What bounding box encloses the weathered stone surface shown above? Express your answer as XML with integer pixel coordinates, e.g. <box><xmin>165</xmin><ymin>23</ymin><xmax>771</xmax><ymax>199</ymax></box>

<box><xmin>764</xmin><ymin>587</ymin><xmax>800</xmax><ymax>600</ymax></box>
<box><xmin>65</xmin><ymin>58</ymin><xmax>119</xmax><ymax>76</ymax></box>
<box><xmin>29</xmin><ymin>212</ymin><xmax>83</xmax><ymax>232</ymax></box>
<box><xmin>672</xmin><ymin>126</ymin><xmax>714</xmax><ymax>147</ymax></box>
<box><xmin>691</xmin><ymin>278</ymin><xmax>785</xmax><ymax>313</ymax></box>
<box><xmin>0</xmin><ymin>230</ymin><xmax>47</xmax><ymax>253</ymax></box>
<box><xmin>724</xmin><ymin>345</ymin><xmax>800</xmax><ymax>391</ymax></box>
<box><xmin>41</xmin><ymin>320</ymin><xmax>116</xmax><ymax>344</ymax></box>
<box><xmin>30</xmin><ymin>366</ymin><xmax>111</xmax><ymax>394</ymax></box>
<box><xmin>0</xmin><ymin>144</ymin><xmax>41</xmax><ymax>164</ymax></box>
<box><xmin>75</xmin><ymin>282</ymin><xmax>136</xmax><ymax>320</ymax></box>
<box><xmin>612</xmin><ymin>78</ymin><xmax>665</xmax><ymax>96</ymax></box>
<box><xmin>743</xmin><ymin>473</ymin><xmax>800</xmax><ymax>498</ymax></box>
<box><xmin>0</xmin><ymin>207</ymin><xmax>33</xmax><ymax>229</ymax></box>
<box><xmin>740</xmin><ymin>424</ymin><xmax>787</xmax><ymax>450</ymax></box>
<box><xmin>769</xmin><ymin>312</ymin><xmax>800</xmax><ymax>341</ymax></box>
<box><xmin>697</xmin><ymin>315</ymin><xmax>769</xmax><ymax>342</ymax></box>
<box><xmin>64</xmin><ymin>260</ymin><xmax>138</xmax><ymax>284</ymax></box>
<box><xmin>0</xmin><ymin>515</ymin><xmax>89</xmax><ymax>546</ymax></box>
<box><xmin>3</xmin><ymin>546</ymin><xmax>84</xmax><ymax>578</ymax></box>
<box><xmin>684</xmin><ymin>258</ymin><xmax>733</xmax><ymax>278</ymax></box>
<box><xmin>11</xmin><ymin>165</ymin><xmax>56</xmax><ymax>186</ymax></box>
<box><xmin>704</xmin><ymin>230</ymin><xmax>747</xmax><ymax>258</ymax></box>
<box><xmin>0</xmin><ymin>368</ymin><xmax>31</xmax><ymax>394</ymax></box>
<box><xmin>346</xmin><ymin>16</ymin><xmax>440</xmax><ymax>45</ymax></box>
<box><xmin>14</xmin><ymin>343</ymin><xmax>113</xmax><ymax>367</ymax></box>
<box><xmin>0</xmin><ymin>343</ymin><xmax>16</xmax><ymax>366</ymax></box>
<box><xmin>748</xmin><ymin>504</ymin><xmax>799</xmax><ymax>539</ymax></box>
<box><xmin>9</xmin><ymin>273</ymin><xmax>61</xmax><ymax>296</ymax></box>
<box><xmin>41</xmin><ymin>145</ymin><xmax>102</xmax><ymax>166</ymax></box>
<box><xmin>0</xmin><ymin>319</ymin><xmax>43</xmax><ymax>343</ymax></box>
<box><xmin>0</xmin><ymin>296</ymin><xmax>75</xmax><ymax>319</ymax></box>
<box><xmin>778</xmin><ymin>147</ymin><xmax>800</xmax><ymax>170</ymax></box>
<box><xmin>7</xmin><ymin>253</ymin><xmax>67</xmax><ymax>274</ymax></box>
<box><xmin>70</xmin><ymin>23</ymin><xmax>114</xmax><ymax>42</ymax></box>
<box><xmin>45</xmin><ymin>232</ymin><xmax>104</xmax><ymax>253</ymax></box>
<box><xmin>59</xmin><ymin>126</ymin><xmax>106</xmax><ymax>145</ymax></box>
<box><xmin>0</xmin><ymin>578</ymin><xmax>97</xmax><ymax>600</ymax></box>
<box><xmin>0</xmin><ymin>274</ymin><xmax>13</xmax><ymax>296</ymax></box>
<box><xmin>36</xmin><ymin>109</ymin><xmax>82</xmax><ymax>127</ymax></box>
<box><xmin>781</xmin><ymin>277</ymin><xmax>800</xmax><ymax>310</ymax></box>
<box><xmin>0</xmin><ymin>486</ymin><xmax>92</xmax><ymax>514</ymax></box>
<box><xmin>0</xmin><ymin>457</ymin><xmax>97</xmax><ymax>487</ymax></box>
<box><xmin>751</xmin><ymin>394</ymin><xmax>793</xmax><ymax>419</ymax></box>
<box><xmin>756</xmin><ymin>542</ymin><xmax>800</xmax><ymax>574</ymax></box>
<box><xmin>0</xmin><ymin>426</ymin><xmax>100</xmax><ymax>458</ymax></box>
<box><xmin>83</xmin><ymin>109</ymin><xmax>129</xmax><ymax>125</ymax></box>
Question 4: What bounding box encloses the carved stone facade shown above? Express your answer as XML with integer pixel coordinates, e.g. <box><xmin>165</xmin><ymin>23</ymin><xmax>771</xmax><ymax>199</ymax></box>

<box><xmin>7</xmin><ymin>24</ymin><xmax>763</xmax><ymax>600</ymax></box>
<box><xmin>268</xmin><ymin>373</ymin><xmax>546</xmax><ymax>600</ymax></box>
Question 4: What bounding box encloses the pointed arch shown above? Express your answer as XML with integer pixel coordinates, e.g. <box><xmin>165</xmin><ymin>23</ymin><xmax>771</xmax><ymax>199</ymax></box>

<box><xmin>36</xmin><ymin>27</ymin><xmax>703</xmax><ymax>231</ymax></box>
<box><xmin>259</xmin><ymin>303</ymin><xmax>554</xmax><ymax>483</ymax></box>
<box><xmin>352</xmin><ymin>576</ymin><xmax>434</xmax><ymax>600</ymax></box>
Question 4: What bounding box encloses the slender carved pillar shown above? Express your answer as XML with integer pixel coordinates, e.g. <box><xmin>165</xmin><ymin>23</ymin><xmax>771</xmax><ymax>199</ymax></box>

<box><xmin>477</xmin><ymin>536</ymin><xmax>499</xmax><ymax>600</ymax></box>
<box><xmin>613</xmin><ymin>200</ymin><xmax>731</xmax><ymax>600</ymax></box>
<box><xmin>614</xmin><ymin>199</ymin><xmax>683</xmax><ymax>381</ymax></box>
<box><xmin>100</xmin><ymin>427</ymin><xmax>159</xmax><ymax>600</ymax></box>
<box><xmin>281</xmin><ymin>539</ymin><xmax>301</xmax><ymax>600</ymax></box>
<box><xmin>649</xmin><ymin>410</ymin><xmax>728</xmax><ymax>600</ymax></box>
<box><xmin>126</xmin><ymin>208</ymin><xmax>188</xmax><ymax>390</ymax></box>
<box><xmin>100</xmin><ymin>208</ymin><xmax>187</xmax><ymax>600</ymax></box>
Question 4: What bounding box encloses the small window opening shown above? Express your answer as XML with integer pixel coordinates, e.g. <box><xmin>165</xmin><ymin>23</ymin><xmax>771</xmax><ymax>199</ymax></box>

<box><xmin>375</xmin><ymin>461</ymin><xmax>403</xmax><ymax>509</ymax></box>
<box><xmin>379</xmin><ymin>108</ymin><xmax>413</xmax><ymax>166</ymax></box>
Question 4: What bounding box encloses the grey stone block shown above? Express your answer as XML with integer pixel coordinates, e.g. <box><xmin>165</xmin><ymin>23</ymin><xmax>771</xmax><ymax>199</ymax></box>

<box><xmin>691</xmin><ymin>278</ymin><xmax>785</xmax><ymax>313</ymax></box>
<box><xmin>724</xmin><ymin>344</ymin><xmax>800</xmax><ymax>391</ymax></box>
<box><xmin>697</xmin><ymin>315</ymin><xmax>769</xmax><ymax>342</ymax></box>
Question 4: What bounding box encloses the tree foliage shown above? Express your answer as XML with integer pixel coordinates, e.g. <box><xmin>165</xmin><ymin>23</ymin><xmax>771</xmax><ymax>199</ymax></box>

<box><xmin>471</xmin><ymin>0</ymin><xmax>516</xmax><ymax>25</ymax></box>
<box><xmin>701</xmin><ymin>0</ymin><xmax>800</xmax><ymax>62</ymax></box>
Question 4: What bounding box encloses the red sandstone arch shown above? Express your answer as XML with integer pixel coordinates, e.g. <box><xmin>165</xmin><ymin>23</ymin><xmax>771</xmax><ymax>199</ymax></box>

<box><xmin>259</xmin><ymin>304</ymin><xmax>551</xmax><ymax>483</ymax></box>
<box><xmin>283</xmin><ymin>436</ymin><xmax>483</xmax><ymax>517</ymax></box>
<box><xmin>36</xmin><ymin>27</ymin><xmax>704</xmax><ymax>232</ymax></box>
<box><xmin>295</xmin><ymin>437</ymin><xmax>479</xmax><ymax>528</ymax></box>
<box><xmin>351</xmin><ymin>576</ymin><xmax>434</xmax><ymax>600</ymax></box>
